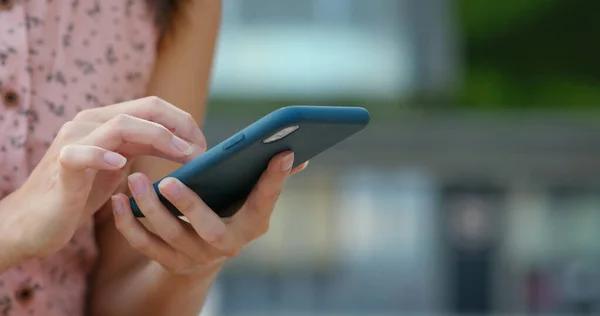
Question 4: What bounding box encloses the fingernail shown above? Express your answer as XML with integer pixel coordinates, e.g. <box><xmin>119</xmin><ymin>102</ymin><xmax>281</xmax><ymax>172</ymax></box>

<box><xmin>159</xmin><ymin>178</ymin><xmax>182</xmax><ymax>199</ymax></box>
<box><xmin>281</xmin><ymin>153</ymin><xmax>294</xmax><ymax>171</ymax></box>
<box><xmin>128</xmin><ymin>173</ymin><xmax>146</xmax><ymax>196</ymax></box>
<box><xmin>104</xmin><ymin>152</ymin><xmax>127</xmax><ymax>168</ymax></box>
<box><xmin>172</xmin><ymin>136</ymin><xmax>193</xmax><ymax>155</ymax></box>
<box><xmin>111</xmin><ymin>195</ymin><xmax>124</xmax><ymax>215</ymax></box>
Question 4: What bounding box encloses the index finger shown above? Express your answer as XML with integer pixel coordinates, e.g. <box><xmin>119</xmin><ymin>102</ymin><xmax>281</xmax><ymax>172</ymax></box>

<box><xmin>74</xmin><ymin>96</ymin><xmax>205</xmax><ymax>147</ymax></box>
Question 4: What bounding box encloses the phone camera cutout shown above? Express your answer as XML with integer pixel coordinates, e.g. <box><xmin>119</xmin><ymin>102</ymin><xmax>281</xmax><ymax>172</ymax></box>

<box><xmin>263</xmin><ymin>125</ymin><xmax>299</xmax><ymax>144</ymax></box>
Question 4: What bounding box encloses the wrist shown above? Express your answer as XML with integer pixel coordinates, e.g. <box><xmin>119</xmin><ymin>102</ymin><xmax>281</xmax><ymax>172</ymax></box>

<box><xmin>0</xmin><ymin>236</ymin><xmax>23</xmax><ymax>273</ymax></box>
<box><xmin>0</xmin><ymin>195</ymin><xmax>31</xmax><ymax>271</ymax></box>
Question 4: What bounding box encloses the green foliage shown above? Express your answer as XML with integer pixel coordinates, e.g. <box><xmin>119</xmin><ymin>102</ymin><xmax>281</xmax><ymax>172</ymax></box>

<box><xmin>456</xmin><ymin>0</ymin><xmax>600</xmax><ymax>110</ymax></box>
<box><xmin>458</xmin><ymin>0</ymin><xmax>556</xmax><ymax>39</ymax></box>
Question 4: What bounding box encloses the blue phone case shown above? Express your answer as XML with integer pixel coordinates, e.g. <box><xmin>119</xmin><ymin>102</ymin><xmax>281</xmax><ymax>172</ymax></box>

<box><xmin>129</xmin><ymin>105</ymin><xmax>370</xmax><ymax>218</ymax></box>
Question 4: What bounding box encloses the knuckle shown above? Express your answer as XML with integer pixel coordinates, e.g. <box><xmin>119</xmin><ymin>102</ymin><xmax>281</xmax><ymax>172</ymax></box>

<box><xmin>57</xmin><ymin>121</ymin><xmax>77</xmax><ymax>139</ymax></box>
<box><xmin>146</xmin><ymin>95</ymin><xmax>162</xmax><ymax>107</ymax></box>
<box><xmin>110</xmin><ymin>113</ymin><xmax>132</xmax><ymax>126</ymax></box>
<box><xmin>192</xmin><ymin>253</ymin><xmax>212</xmax><ymax>265</ymax></box>
<box><xmin>154</xmin><ymin>124</ymin><xmax>172</xmax><ymax>139</ymax></box>
<box><xmin>140</xmin><ymin>119</ymin><xmax>169</xmax><ymax>138</ymax></box>
<box><xmin>203</xmin><ymin>225</ymin><xmax>226</xmax><ymax>246</ymax></box>
<box><xmin>223</xmin><ymin>247</ymin><xmax>241</xmax><ymax>258</ymax></box>
<box><xmin>138</xmin><ymin>205</ymin><xmax>155</xmax><ymax>217</ymax></box>
<box><xmin>113</xmin><ymin>215</ymin><xmax>128</xmax><ymax>231</ymax></box>
<box><xmin>172</xmin><ymin>260</ymin><xmax>193</xmax><ymax>274</ymax></box>
<box><xmin>270</xmin><ymin>190</ymin><xmax>282</xmax><ymax>202</ymax></box>
<box><xmin>57</xmin><ymin>145</ymin><xmax>75</xmax><ymax>168</ymax></box>
<box><xmin>147</xmin><ymin>96</ymin><xmax>169</xmax><ymax>113</ymax></box>
<box><xmin>129</xmin><ymin>233</ymin><xmax>151</xmax><ymax>251</ymax></box>
<box><xmin>73</xmin><ymin>109</ymin><xmax>92</xmax><ymax>121</ymax></box>
<box><xmin>255</xmin><ymin>220</ymin><xmax>271</xmax><ymax>238</ymax></box>
<box><xmin>247</xmin><ymin>190</ymin><xmax>280</xmax><ymax>217</ymax></box>
<box><xmin>161</xmin><ymin>225</ymin><xmax>184</xmax><ymax>244</ymax></box>
<box><xmin>175</xmin><ymin>198</ymin><xmax>195</xmax><ymax>215</ymax></box>
<box><xmin>161</xmin><ymin>265</ymin><xmax>178</xmax><ymax>274</ymax></box>
<box><xmin>258</xmin><ymin>186</ymin><xmax>282</xmax><ymax>203</ymax></box>
<box><xmin>246</xmin><ymin>220</ymin><xmax>270</xmax><ymax>242</ymax></box>
<box><xmin>184</xmin><ymin>112</ymin><xmax>195</xmax><ymax>126</ymax></box>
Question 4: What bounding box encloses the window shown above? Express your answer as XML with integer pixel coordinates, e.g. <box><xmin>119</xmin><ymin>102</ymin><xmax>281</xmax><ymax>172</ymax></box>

<box><xmin>211</xmin><ymin>0</ymin><xmax>422</xmax><ymax>101</ymax></box>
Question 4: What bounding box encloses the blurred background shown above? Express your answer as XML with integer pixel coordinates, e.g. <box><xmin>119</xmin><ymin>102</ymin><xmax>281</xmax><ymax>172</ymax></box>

<box><xmin>200</xmin><ymin>0</ymin><xmax>600</xmax><ymax>315</ymax></box>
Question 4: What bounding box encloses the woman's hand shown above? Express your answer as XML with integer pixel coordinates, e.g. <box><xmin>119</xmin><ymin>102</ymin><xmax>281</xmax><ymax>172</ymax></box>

<box><xmin>0</xmin><ymin>96</ymin><xmax>205</xmax><ymax>262</ymax></box>
<box><xmin>110</xmin><ymin>152</ymin><xmax>307</xmax><ymax>276</ymax></box>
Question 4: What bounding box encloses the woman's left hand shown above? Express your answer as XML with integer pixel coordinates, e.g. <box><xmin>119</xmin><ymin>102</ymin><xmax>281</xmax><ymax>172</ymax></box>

<box><xmin>110</xmin><ymin>151</ymin><xmax>307</xmax><ymax>276</ymax></box>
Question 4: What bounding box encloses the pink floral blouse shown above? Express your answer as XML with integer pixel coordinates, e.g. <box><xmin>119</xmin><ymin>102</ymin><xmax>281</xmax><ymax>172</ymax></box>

<box><xmin>0</xmin><ymin>0</ymin><xmax>159</xmax><ymax>314</ymax></box>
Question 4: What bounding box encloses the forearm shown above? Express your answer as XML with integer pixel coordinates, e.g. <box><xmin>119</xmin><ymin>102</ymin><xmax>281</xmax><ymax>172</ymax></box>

<box><xmin>91</xmin><ymin>260</ymin><xmax>222</xmax><ymax>316</ymax></box>
<box><xmin>136</xmin><ymin>0</ymin><xmax>220</xmax><ymax>180</ymax></box>
<box><xmin>147</xmin><ymin>0</ymin><xmax>220</xmax><ymax>124</ymax></box>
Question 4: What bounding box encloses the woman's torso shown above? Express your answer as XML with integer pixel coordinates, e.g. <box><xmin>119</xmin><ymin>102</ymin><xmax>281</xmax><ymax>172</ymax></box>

<box><xmin>0</xmin><ymin>1</ymin><xmax>158</xmax><ymax>314</ymax></box>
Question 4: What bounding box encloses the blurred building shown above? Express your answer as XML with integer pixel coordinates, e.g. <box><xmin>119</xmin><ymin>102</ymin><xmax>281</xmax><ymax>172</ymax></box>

<box><xmin>199</xmin><ymin>0</ymin><xmax>600</xmax><ymax>315</ymax></box>
<box><xmin>210</xmin><ymin>0</ymin><xmax>459</xmax><ymax>103</ymax></box>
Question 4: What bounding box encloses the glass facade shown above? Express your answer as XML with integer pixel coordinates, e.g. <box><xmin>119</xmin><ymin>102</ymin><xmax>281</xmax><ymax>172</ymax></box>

<box><xmin>211</xmin><ymin>0</ymin><xmax>420</xmax><ymax>100</ymax></box>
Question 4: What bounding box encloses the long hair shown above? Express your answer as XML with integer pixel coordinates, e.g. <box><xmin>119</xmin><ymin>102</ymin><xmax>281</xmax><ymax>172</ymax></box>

<box><xmin>146</xmin><ymin>0</ymin><xmax>187</xmax><ymax>31</ymax></box>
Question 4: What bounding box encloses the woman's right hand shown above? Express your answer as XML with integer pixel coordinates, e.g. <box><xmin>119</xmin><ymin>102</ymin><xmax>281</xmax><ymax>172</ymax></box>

<box><xmin>0</xmin><ymin>96</ymin><xmax>206</xmax><ymax>263</ymax></box>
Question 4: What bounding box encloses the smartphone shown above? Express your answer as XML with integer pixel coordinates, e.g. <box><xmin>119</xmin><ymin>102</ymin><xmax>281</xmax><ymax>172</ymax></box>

<box><xmin>130</xmin><ymin>105</ymin><xmax>370</xmax><ymax>218</ymax></box>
